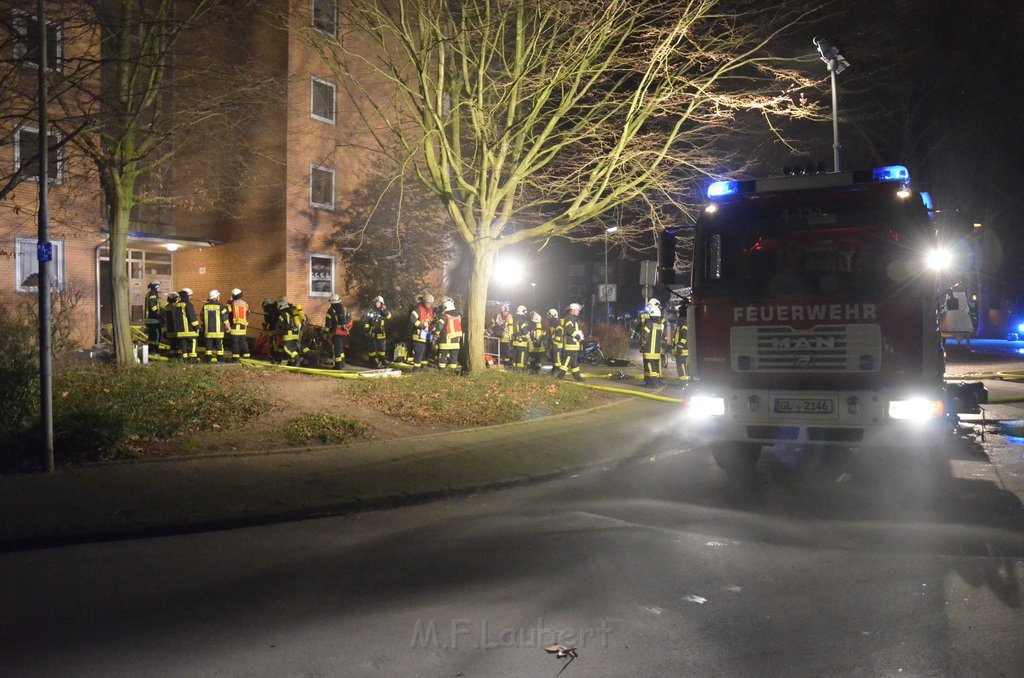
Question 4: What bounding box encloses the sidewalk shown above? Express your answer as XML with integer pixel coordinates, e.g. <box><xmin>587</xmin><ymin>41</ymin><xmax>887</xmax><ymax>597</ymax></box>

<box><xmin>0</xmin><ymin>396</ymin><xmax>670</xmax><ymax>552</ymax></box>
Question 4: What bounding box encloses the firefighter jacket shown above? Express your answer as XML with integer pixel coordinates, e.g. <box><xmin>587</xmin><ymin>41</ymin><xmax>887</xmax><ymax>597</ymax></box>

<box><xmin>170</xmin><ymin>298</ymin><xmax>200</xmax><ymax>338</ymax></box>
<box><xmin>229</xmin><ymin>298</ymin><xmax>249</xmax><ymax>336</ymax></box>
<box><xmin>145</xmin><ymin>291</ymin><xmax>161</xmax><ymax>324</ymax></box>
<box><xmin>512</xmin><ymin>314</ymin><xmax>530</xmax><ymax>348</ymax></box>
<box><xmin>528</xmin><ymin>320</ymin><xmax>546</xmax><ymax>352</ymax></box>
<box><xmin>562</xmin><ymin>315</ymin><xmax>583</xmax><ymax>351</ymax></box>
<box><xmin>202</xmin><ymin>301</ymin><xmax>230</xmax><ymax>339</ymax></box>
<box><xmin>326</xmin><ymin>302</ymin><xmax>352</xmax><ymax>336</ymax></box>
<box><xmin>363</xmin><ymin>306</ymin><xmax>392</xmax><ymax>340</ymax></box>
<box><xmin>280</xmin><ymin>305</ymin><xmax>303</xmax><ymax>341</ymax></box>
<box><xmin>410</xmin><ymin>302</ymin><xmax>434</xmax><ymax>343</ymax></box>
<box><xmin>671</xmin><ymin>318</ymin><xmax>688</xmax><ymax>357</ymax></box>
<box><xmin>548</xmin><ymin>317</ymin><xmax>564</xmax><ymax>351</ymax></box>
<box><xmin>163</xmin><ymin>301</ymin><xmax>178</xmax><ymax>339</ymax></box>
<box><xmin>641</xmin><ymin>315</ymin><xmax>665</xmax><ymax>360</ymax></box>
<box><xmin>262</xmin><ymin>300</ymin><xmax>277</xmax><ymax>331</ymax></box>
<box><xmin>491</xmin><ymin>311</ymin><xmax>513</xmax><ymax>341</ymax></box>
<box><xmin>435</xmin><ymin>310</ymin><xmax>464</xmax><ymax>350</ymax></box>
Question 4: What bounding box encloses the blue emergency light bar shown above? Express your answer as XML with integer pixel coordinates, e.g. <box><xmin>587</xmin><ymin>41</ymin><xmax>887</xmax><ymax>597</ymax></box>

<box><xmin>706</xmin><ymin>165</ymin><xmax>912</xmax><ymax>199</ymax></box>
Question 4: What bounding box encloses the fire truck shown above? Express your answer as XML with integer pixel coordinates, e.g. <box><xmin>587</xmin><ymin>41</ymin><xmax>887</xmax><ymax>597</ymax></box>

<box><xmin>659</xmin><ymin>165</ymin><xmax>982</xmax><ymax>471</ymax></box>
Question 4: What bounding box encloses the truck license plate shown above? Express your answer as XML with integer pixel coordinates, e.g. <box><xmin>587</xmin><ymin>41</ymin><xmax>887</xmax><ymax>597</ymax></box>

<box><xmin>773</xmin><ymin>398</ymin><xmax>834</xmax><ymax>414</ymax></box>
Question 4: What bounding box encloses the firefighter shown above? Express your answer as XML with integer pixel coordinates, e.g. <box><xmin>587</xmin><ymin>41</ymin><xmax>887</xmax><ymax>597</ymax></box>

<box><xmin>433</xmin><ymin>297</ymin><xmax>463</xmax><ymax>372</ymax></box>
<box><xmin>546</xmin><ymin>308</ymin><xmax>562</xmax><ymax>368</ymax></box>
<box><xmin>201</xmin><ymin>290</ymin><xmax>231</xmax><ymax>363</ymax></box>
<box><xmin>274</xmin><ymin>297</ymin><xmax>304</xmax><ymax>366</ymax></box>
<box><xmin>511</xmin><ymin>305</ymin><xmax>530</xmax><ymax>371</ymax></box>
<box><xmin>227</xmin><ymin>288</ymin><xmax>250</xmax><ymax>361</ymax></box>
<box><xmin>670</xmin><ymin>301</ymin><xmax>689</xmax><ymax>385</ymax></box>
<box><xmin>527</xmin><ymin>311</ymin><xmax>547</xmax><ymax>373</ymax></box>
<box><xmin>171</xmin><ymin>288</ymin><xmax>200</xmax><ymax>361</ymax></box>
<box><xmin>557</xmin><ymin>302</ymin><xmax>584</xmax><ymax>381</ymax></box>
<box><xmin>409</xmin><ymin>292</ymin><xmax>435</xmax><ymax>372</ymax></box>
<box><xmin>363</xmin><ymin>295</ymin><xmax>392</xmax><ymax>368</ymax></box>
<box><xmin>491</xmin><ymin>303</ymin><xmax>514</xmax><ymax>365</ymax></box>
<box><xmin>145</xmin><ymin>280</ymin><xmax>162</xmax><ymax>356</ymax></box>
<box><xmin>162</xmin><ymin>291</ymin><xmax>179</xmax><ymax>355</ymax></box>
<box><xmin>325</xmin><ymin>293</ymin><xmax>352</xmax><ymax>369</ymax></box>
<box><xmin>640</xmin><ymin>300</ymin><xmax>665</xmax><ymax>387</ymax></box>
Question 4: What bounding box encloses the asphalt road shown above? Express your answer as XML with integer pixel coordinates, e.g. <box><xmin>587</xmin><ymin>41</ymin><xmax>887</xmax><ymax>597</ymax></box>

<box><xmin>2</xmin><ymin>406</ymin><xmax>1023</xmax><ymax>677</ymax></box>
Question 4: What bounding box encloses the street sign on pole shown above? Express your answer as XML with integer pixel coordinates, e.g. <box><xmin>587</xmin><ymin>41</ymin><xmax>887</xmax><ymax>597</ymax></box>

<box><xmin>597</xmin><ymin>284</ymin><xmax>617</xmax><ymax>303</ymax></box>
<box><xmin>639</xmin><ymin>260</ymin><xmax>658</xmax><ymax>287</ymax></box>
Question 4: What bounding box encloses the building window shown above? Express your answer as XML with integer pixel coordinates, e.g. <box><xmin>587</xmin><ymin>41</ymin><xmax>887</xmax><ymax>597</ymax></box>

<box><xmin>312</xmin><ymin>0</ymin><xmax>337</xmax><ymax>37</ymax></box>
<box><xmin>12</xmin><ymin>10</ymin><xmax>62</xmax><ymax>71</ymax></box>
<box><xmin>15</xmin><ymin>127</ymin><xmax>62</xmax><ymax>184</ymax></box>
<box><xmin>15</xmin><ymin>237</ymin><xmax>64</xmax><ymax>292</ymax></box>
<box><xmin>311</xmin><ymin>77</ymin><xmax>337</xmax><ymax>124</ymax></box>
<box><xmin>310</xmin><ymin>164</ymin><xmax>335</xmax><ymax>209</ymax></box>
<box><xmin>310</xmin><ymin>254</ymin><xmax>334</xmax><ymax>296</ymax></box>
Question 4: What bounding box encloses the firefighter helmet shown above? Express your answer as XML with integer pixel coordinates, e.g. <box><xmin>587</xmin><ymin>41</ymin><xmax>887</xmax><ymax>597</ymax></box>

<box><xmin>443</xmin><ymin>299</ymin><xmax>455</xmax><ymax>312</ymax></box>
<box><xmin>547</xmin><ymin>308</ymin><xmax>558</xmax><ymax>318</ymax></box>
<box><xmin>568</xmin><ymin>302</ymin><xmax>582</xmax><ymax>312</ymax></box>
<box><xmin>373</xmin><ymin>295</ymin><xmax>384</xmax><ymax>304</ymax></box>
<box><xmin>649</xmin><ymin>306</ymin><xmax>662</xmax><ymax>318</ymax></box>
<box><xmin>166</xmin><ymin>292</ymin><xmax>179</xmax><ymax>302</ymax></box>
<box><xmin>516</xmin><ymin>305</ymin><xmax>527</xmax><ymax>315</ymax></box>
<box><xmin>422</xmin><ymin>293</ymin><xmax>435</xmax><ymax>304</ymax></box>
<box><xmin>231</xmin><ymin>288</ymin><xmax>242</xmax><ymax>297</ymax></box>
<box><xmin>208</xmin><ymin>290</ymin><xmax>220</xmax><ymax>300</ymax></box>
<box><xmin>148</xmin><ymin>280</ymin><xmax>161</xmax><ymax>289</ymax></box>
<box><xmin>329</xmin><ymin>294</ymin><xmax>341</xmax><ymax>303</ymax></box>
<box><xmin>648</xmin><ymin>298</ymin><xmax>661</xmax><ymax>307</ymax></box>
<box><xmin>276</xmin><ymin>296</ymin><xmax>289</xmax><ymax>309</ymax></box>
<box><xmin>530</xmin><ymin>311</ymin><xmax>541</xmax><ymax>323</ymax></box>
<box><xmin>181</xmin><ymin>288</ymin><xmax>193</xmax><ymax>297</ymax></box>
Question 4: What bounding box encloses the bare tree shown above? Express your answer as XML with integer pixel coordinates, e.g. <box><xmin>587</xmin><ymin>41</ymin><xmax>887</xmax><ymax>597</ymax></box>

<box><xmin>307</xmin><ymin>0</ymin><xmax>820</xmax><ymax>370</ymax></box>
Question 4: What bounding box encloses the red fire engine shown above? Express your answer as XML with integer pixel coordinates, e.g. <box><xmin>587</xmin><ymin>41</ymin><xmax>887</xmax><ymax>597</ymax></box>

<box><xmin>660</xmin><ymin>165</ymin><xmax>979</xmax><ymax>471</ymax></box>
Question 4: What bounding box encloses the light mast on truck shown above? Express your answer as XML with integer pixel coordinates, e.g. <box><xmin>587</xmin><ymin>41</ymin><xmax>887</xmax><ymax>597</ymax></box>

<box><xmin>659</xmin><ymin>165</ymin><xmax>983</xmax><ymax>472</ymax></box>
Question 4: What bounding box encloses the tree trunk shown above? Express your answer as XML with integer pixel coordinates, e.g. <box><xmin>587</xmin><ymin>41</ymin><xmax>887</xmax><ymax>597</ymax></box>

<box><xmin>464</xmin><ymin>243</ymin><xmax>497</xmax><ymax>373</ymax></box>
<box><xmin>108</xmin><ymin>185</ymin><xmax>135</xmax><ymax>366</ymax></box>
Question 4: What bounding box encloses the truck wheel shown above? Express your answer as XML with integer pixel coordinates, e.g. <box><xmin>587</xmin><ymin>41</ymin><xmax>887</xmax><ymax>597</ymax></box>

<box><xmin>711</xmin><ymin>442</ymin><xmax>762</xmax><ymax>473</ymax></box>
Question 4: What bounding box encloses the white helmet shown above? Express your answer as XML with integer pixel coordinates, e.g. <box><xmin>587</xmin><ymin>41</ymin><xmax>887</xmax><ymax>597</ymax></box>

<box><xmin>329</xmin><ymin>294</ymin><xmax>341</xmax><ymax>303</ymax></box>
<box><xmin>568</xmin><ymin>302</ymin><xmax>582</xmax><ymax>312</ymax></box>
<box><xmin>422</xmin><ymin>293</ymin><xmax>435</xmax><ymax>304</ymax></box>
<box><xmin>516</xmin><ymin>305</ymin><xmax>527</xmax><ymax>315</ymax></box>
<box><xmin>648</xmin><ymin>298</ymin><xmax>661</xmax><ymax>307</ymax></box>
<box><xmin>373</xmin><ymin>295</ymin><xmax>384</xmax><ymax>304</ymax></box>
<box><xmin>231</xmin><ymin>288</ymin><xmax>242</xmax><ymax>297</ymax></box>
<box><xmin>181</xmin><ymin>288</ymin><xmax>193</xmax><ymax>297</ymax></box>
<box><xmin>530</xmin><ymin>311</ymin><xmax>541</xmax><ymax>323</ymax></box>
<box><xmin>440</xmin><ymin>296</ymin><xmax>453</xmax><ymax>305</ymax></box>
<box><xmin>208</xmin><ymin>290</ymin><xmax>220</xmax><ymax>300</ymax></box>
<box><xmin>277</xmin><ymin>296</ymin><xmax>290</xmax><ymax>309</ymax></box>
<box><xmin>547</xmin><ymin>308</ymin><xmax>558</xmax><ymax>318</ymax></box>
<box><xmin>649</xmin><ymin>306</ymin><xmax>662</xmax><ymax>318</ymax></box>
<box><xmin>443</xmin><ymin>299</ymin><xmax>455</xmax><ymax>312</ymax></box>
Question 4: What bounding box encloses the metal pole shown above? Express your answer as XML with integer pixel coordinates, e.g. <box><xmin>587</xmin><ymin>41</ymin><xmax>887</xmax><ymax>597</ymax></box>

<box><xmin>604</xmin><ymin>234</ymin><xmax>610</xmax><ymax>322</ymax></box>
<box><xmin>830</xmin><ymin>62</ymin><xmax>840</xmax><ymax>172</ymax></box>
<box><xmin>37</xmin><ymin>0</ymin><xmax>54</xmax><ymax>472</ymax></box>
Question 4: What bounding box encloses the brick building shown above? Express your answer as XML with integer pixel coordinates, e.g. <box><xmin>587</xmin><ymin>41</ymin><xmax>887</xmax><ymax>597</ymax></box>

<box><xmin>1</xmin><ymin>0</ymin><xmax>422</xmax><ymax>348</ymax></box>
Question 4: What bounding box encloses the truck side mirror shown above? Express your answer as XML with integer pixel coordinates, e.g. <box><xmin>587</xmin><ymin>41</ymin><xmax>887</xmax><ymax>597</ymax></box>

<box><xmin>658</xmin><ymin>229</ymin><xmax>677</xmax><ymax>285</ymax></box>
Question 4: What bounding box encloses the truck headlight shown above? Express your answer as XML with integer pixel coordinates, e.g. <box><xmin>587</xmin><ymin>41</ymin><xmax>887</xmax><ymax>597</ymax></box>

<box><xmin>888</xmin><ymin>397</ymin><xmax>944</xmax><ymax>422</ymax></box>
<box><xmin>687</xmin><ymin>395</ymin><xmax>725</xmax><ymax>419</ymax></box>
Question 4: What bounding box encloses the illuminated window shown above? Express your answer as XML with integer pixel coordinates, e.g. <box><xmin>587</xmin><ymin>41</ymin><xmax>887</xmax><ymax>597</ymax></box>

<box><xmin>15</xmin><ymin>237</ymin><xmax>64</xmax><ymax>292</ymax></box>
<box><xmin>310</xmin><ymin>254</ymin><xmax>334</xmax><ymax>296</ymax></box>
<box><xmin>311</xmin><ymin>77</ymin><xmax>336</xmax><ymax>124</ymax></box>
<box><xmin>310</xmin><ymin>164</ymin><xmax>335</xmax><ymax>209</ymax></box>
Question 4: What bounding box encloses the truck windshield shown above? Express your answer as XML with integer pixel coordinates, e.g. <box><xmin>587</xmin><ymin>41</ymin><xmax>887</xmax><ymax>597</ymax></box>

<box><xmin>694</xmin><ymin>189</ymin><xmax>934</xmax><ymax>300</ymax></box>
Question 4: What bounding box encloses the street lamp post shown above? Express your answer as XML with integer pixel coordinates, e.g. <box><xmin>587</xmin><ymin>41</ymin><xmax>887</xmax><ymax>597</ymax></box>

<box><xmin>604</xmin><ymin>226</ymin><xmax>618</xmax><ymax>321</ymax></box>
<box><xmin>813</xmin><ymin>37</ymin><xmax>851</xmax><ymax>172</ymax></box>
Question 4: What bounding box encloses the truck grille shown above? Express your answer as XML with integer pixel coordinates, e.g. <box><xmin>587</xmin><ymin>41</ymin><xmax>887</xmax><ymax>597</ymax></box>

<box><xmin>730</xmin><ymin>324</ymin><xmax>881</xmax><ymax>373</ymax></box>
